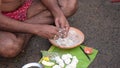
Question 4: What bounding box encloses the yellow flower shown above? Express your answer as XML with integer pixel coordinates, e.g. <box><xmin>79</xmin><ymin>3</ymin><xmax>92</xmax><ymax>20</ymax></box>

<box><xmin>43</xmin><ymin>57</ymin><xmax>50</xmax><ymax>61</ymax></box>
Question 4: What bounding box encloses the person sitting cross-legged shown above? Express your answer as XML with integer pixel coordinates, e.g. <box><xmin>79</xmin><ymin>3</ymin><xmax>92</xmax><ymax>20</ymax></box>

<box><xmin>0</xmin><ymin>0</ymin><xmax>78</xmax><ymax>58</ymax></box>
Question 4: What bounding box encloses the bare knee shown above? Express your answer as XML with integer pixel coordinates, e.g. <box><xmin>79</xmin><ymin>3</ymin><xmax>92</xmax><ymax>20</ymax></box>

<box><xmin>0</xmin><ymin>39</ymin><xmax>22</xmax><ymax>58</ymax></box>
<box><xmin>65</xmin><ymin>4</ymin><xmax>78</xmax><ymax>17</ymax></box>
<box><xmin>59</xmin><ymin>0</ymin><xmax>78</xmax><ymax>17</ymax></box>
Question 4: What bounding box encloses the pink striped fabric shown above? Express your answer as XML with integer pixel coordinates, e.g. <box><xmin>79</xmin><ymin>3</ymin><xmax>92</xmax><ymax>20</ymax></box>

<box><xmin>2</xmin><ymin>0</ymin><xmax>33</xmax><ymax>21</ymax></box>
<box><xmin>111</xmin><ymin>0</ymin><xmax>120</xmax><ymax>3</ymax></box>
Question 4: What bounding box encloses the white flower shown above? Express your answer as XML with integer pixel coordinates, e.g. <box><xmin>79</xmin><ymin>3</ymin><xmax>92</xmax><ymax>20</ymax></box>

<box><xmin>54</xmin><ymin>56</ymin><xmax>65</xmax><ymax>67</ymax></box>
<box><xmin>66</xmin><ymin>64</ymin><xmax>76</xmax><ymax>68</ymax></box>
<box><xmin>52</xmin><ymin>54</ymin><xmax>79</xmax><ymax>68</ymax></box>
<box><xmin>62</xmin><ymin>54</ymin><xmax>72</xmax><ymax>64</ymax></box>
<box><xmin>64</xmin><ymin>59</ymin><xmax>71</xmax><ymax>64</ymax></box>
<box><xmin>62</xmin><ymin>54</ymin><xmax>72</xmax><ymax>60</ymax></box>
<box><xmin>65</xmin><ymin>56</ymin><xmax>78</xmax><ymax>68</ymax></box>
<box><xmin>52</xmin><ymin>65</ymin><xmax>61</xmax><ymax>68</ymax></box>
<box><xmin>66</xmin><ymin>54</ymin><xmax>72</xmax><ymax>58</ymax></box>
<box><xmin>72</xmin><ymin>56</ymin><xmax>78</xmax><ymax>63</ymax></box>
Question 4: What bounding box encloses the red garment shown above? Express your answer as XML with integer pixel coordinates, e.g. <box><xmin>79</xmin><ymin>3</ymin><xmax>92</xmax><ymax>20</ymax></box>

<box><xmin>2</xmin><ymin>0</ymin><xmax>33</xmax><ymax>21</ymax></box>
<box><xmin>111</xmin><ymin>0</ymin><xmax>120</xmax><ymax>2</ymax></box>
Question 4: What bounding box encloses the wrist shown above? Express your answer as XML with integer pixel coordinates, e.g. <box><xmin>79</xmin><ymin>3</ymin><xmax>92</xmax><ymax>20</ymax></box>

<box><xmin>30</xmin><ymin>24</ymin><xmax>42</xmax><ymax>35</ymax></box>
<box><xmin>51</xmin><ymin>8</ymin><xmax>64</xmax><ymax>18</ymax></box>
<box><xmin>23</xmin><ymin>24</ymin><xmax>38</xmax><ymax>34</ymax></box>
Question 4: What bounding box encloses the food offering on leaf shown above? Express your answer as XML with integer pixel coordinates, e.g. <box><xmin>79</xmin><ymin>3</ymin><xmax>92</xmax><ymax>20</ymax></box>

<box><xmin>41</xmin><ymin>56</ymin><xmax>55</xmax><ymax>66</ymax></box>
<box><xmin>49</xmin><ymin>27</ymin><xmax>85</xmax><ymax>49</ymax></box>
<box><xmin>40</xmin><ymin>51</ymin><xmax>79</xmax><ymax>68</ymax></box>
<box><xmin>84</xmin><ymin>47</ymin><xmax>93</xmax><ymax>55</ymax></box>
<box><xmin>41</xmin><ymin>51</ymin><xmax>58</xmax><ymax>67</ymax></box>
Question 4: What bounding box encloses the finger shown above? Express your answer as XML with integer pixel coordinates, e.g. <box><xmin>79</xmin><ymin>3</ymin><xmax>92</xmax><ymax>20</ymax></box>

<box><xmin>50</xmin><ymin>33</ymin><xmax>59</xmax><ymax>40</ymax></box>
<box><xmin>65</xmin><ymin>24</ymin><xmax>70</xmax><ymax>32</ymax></box>
<box><xmin>50</xmin><ymin>28</ymin><xmax>59</xmax><ymax>39</ymax></box>
<box><xmin>43</xmin><ymin>34</ymin><xmax>49</xmax><ymax>39</ymax></box>
<box><xmin>49</xmin><ymin>33</ymin><xmax>54</xmax><ymax>39</ymax></box>
<box><xmin>50</xmin><ymin>25</ymin><xmax>59</xmax><ymax>32</ymax></box>
<box><xmin>53</xmin><ymin>34</ymin><xmax>59</xmax><ymax>40</ymax></box>
<box><xmin>53</xmin><ymin>30</ymin><xmax>59</xmax><ymax>38</ymax></box>
<box><xmin>45</xmin><ymin>31</ymin><xmax>54</xmax><ymax>39</ymax></box>
<box><xmin>55</xmin><ymin>19</ymin><xmax>60</xmax><ymax>28</ymax></box>
<box><xmin>64</xmin><ymin>24</ymin><xmax>70</xmax><ymax>37</ymax></box>
<box><xmin>61</xmin><ymin>21</ymin><xmax>65</xmax><ymax>28</ymax></box>
<box><xmin>53</xmin><ymin>26</ymin><xmax>59</xmax><ymax>33</ymax></box>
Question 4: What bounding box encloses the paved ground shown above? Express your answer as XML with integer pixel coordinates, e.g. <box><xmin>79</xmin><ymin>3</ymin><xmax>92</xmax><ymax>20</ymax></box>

<box><xmin>0</xmin><ymin>0</ymin><xmax>120</xmax><ymax>68</ymax></box>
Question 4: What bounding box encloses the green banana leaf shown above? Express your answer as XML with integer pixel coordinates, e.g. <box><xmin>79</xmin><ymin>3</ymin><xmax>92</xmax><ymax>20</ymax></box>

<box><xmin>39</xmin><ymin>45</ymin><xmax>98</xmax><ymax>68</ymax></box>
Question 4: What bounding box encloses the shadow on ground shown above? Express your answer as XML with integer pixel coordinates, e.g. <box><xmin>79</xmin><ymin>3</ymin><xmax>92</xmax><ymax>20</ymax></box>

<box><xmin>0</xmin><ymin>0</ymin><xmax>120</xmax><ymax>68</ymax></box>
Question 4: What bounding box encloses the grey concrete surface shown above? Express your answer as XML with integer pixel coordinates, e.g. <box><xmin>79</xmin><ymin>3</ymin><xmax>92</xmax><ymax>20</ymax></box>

<box><xmin>0</xmin><ymin>0</ymin><xmax>120</xmax><ymax>68</ymax></box>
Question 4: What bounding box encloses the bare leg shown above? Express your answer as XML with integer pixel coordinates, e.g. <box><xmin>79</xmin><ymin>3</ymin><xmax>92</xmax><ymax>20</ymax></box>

<box><xmin>0</xmin><ymin>0</ymin><xmax>78</xmax><ymax>58</ymax></box>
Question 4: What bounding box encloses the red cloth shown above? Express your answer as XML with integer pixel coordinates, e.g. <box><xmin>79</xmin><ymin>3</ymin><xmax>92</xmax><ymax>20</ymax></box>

<box><xmin>2</xmin><ymin>0</ymin><xmax>33</xmax><ymax>21</ymax></box>
<box><xmin>111</xmin><ymin>0</ymin><xmax>120</xmax><ymax>2</ymax></box>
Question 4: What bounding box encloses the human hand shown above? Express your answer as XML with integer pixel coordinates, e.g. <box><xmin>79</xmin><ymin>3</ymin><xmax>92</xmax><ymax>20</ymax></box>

<box><xmin>55</xmin><ymin>15</ymin><xmax>70</xmax><ymax>37</ymax></box>
<box><xmin>33</xmin><ymin>25</ymin><xmax>59</xmax><ymax>39</ymax></box>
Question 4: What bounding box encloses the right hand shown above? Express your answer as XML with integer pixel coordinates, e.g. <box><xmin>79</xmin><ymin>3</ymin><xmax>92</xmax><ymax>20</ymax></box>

<box><xmin>33</xmin><ymin>25</ymin><xmax>59</xmax><ymax>39</ymax></box>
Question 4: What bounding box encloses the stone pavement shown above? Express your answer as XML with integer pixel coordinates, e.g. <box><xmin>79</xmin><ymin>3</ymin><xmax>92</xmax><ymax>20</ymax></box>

<box><xmin>0</xmin><ymin>0</ymin><xmax>120</xmax><ymax>68</ymax></box>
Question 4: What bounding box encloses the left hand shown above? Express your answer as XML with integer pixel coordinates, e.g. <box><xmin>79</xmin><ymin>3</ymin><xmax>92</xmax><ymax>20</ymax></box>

<box><xmin>55</xmin><ymin>15</ymin><xmax>70</xmax><ymax>37</ymax></box>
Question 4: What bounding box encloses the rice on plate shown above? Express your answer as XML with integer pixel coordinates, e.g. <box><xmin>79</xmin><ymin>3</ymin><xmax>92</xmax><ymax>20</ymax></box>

<box><xmin>49</xmin><ymin>27</ymin><xmax>85</xmax><ymax>49</ymax></box>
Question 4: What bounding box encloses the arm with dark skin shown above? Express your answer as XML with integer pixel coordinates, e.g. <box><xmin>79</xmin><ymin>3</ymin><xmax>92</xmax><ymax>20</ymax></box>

<box><xmin>41</xmin><ymin>0</ymin><xmax>70</xmax><ymax>34</ymax></box>
<box><xmin>0</xmin><ymin>0</ymin><xmax>58</xmax><ymax>39</ymax></box>
<box><xmin>0</xmin><ymin>13</ymin><xmax>34</xmax><ymax>33</ymax></box>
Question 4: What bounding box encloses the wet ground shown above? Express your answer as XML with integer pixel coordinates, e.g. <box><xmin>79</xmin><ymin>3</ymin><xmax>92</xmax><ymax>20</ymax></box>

<box><xmin>0</xmin><ymin>0</ymin><xmax>120</xmax><ymax>68</ymax></box>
